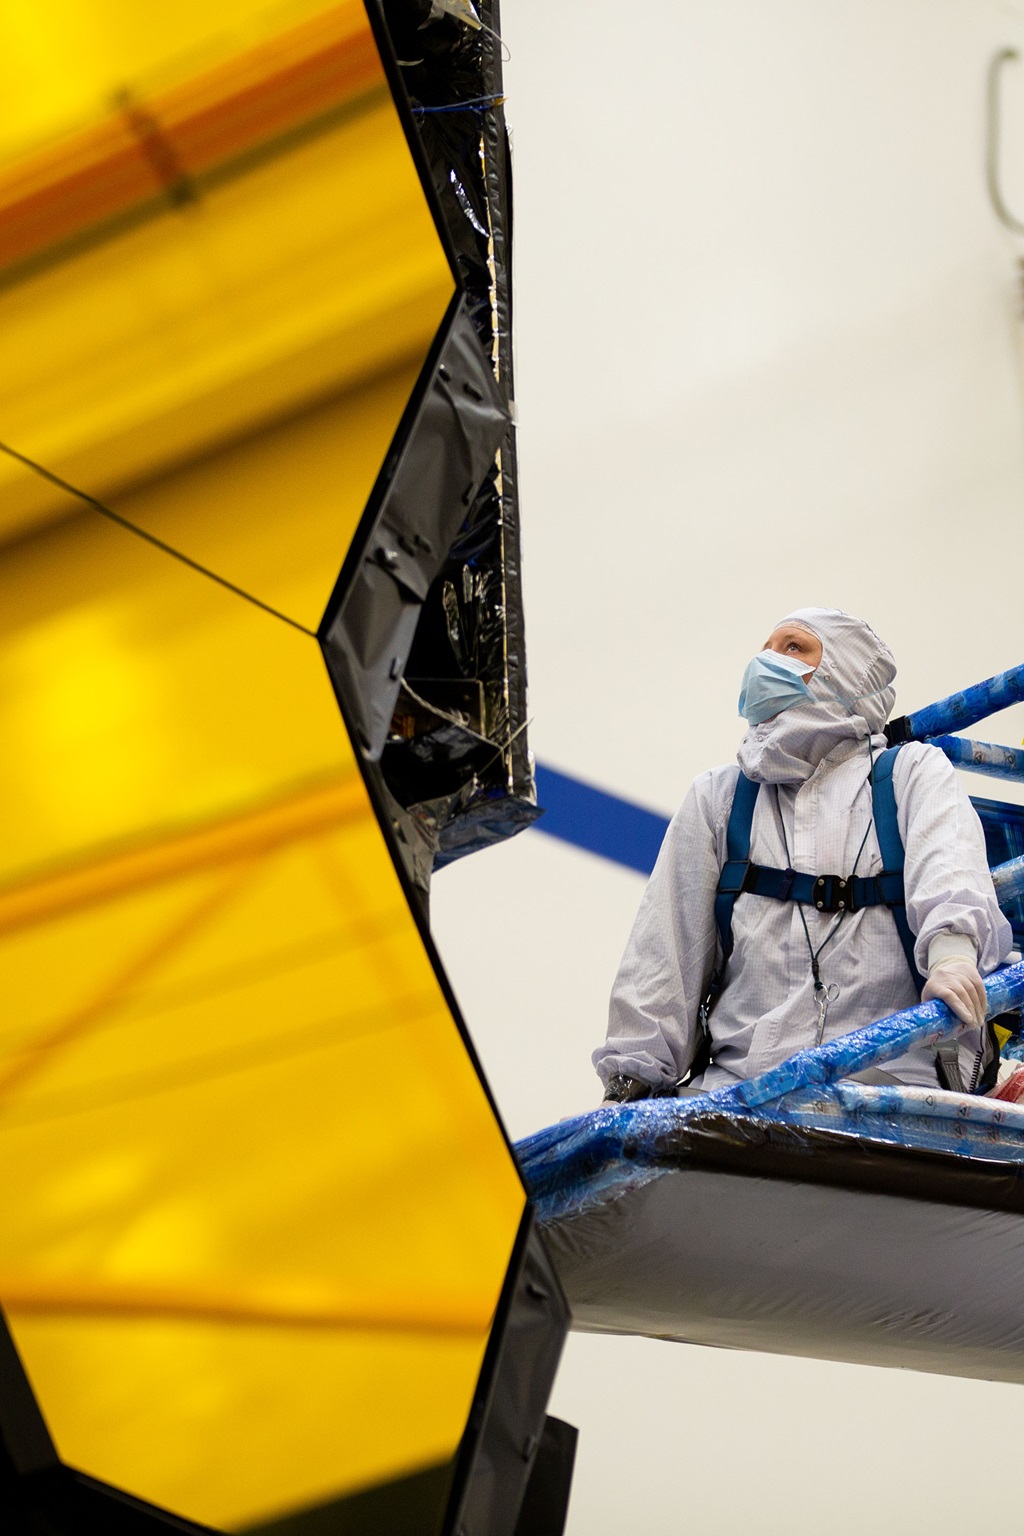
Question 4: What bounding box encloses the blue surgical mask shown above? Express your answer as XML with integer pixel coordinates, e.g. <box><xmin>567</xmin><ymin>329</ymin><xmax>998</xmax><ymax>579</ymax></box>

<box><xmin>738</xmin><ymin>651</ymin><xmax>815</xmax><ymax>725</ymax></box>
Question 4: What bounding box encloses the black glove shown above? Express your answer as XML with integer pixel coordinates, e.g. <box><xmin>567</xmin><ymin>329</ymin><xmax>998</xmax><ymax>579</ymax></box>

<box><xmin>602</xmin><ymin>1073</ymin><xmax>654</xmax><ymax>1104</ymax></box>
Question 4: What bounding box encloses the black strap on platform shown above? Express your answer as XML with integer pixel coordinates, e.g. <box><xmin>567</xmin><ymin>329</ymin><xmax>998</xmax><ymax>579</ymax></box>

<box><xmin>935</xmin><ymin>1042</ymin><xmax>966</xmax><ymax>1094</ymax></box>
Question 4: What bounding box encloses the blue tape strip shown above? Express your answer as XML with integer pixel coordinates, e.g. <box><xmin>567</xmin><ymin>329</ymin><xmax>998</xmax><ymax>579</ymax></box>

<box><xmin>533</xmin><ymin>762</ymin><xmax>669</xmax><ymax>876</ymax></box>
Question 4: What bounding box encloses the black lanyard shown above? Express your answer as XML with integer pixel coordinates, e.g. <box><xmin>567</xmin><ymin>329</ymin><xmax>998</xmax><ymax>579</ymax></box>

<box><xmin>775</xmin><ymin>780</ymin><xmax>873</xmax><ymax>1042</ymax></box>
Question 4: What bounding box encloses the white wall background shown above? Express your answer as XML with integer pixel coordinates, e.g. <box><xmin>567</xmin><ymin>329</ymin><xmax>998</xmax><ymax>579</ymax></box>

<box><xmin>434</xmin><ymin>2</ymin><xmax>1024</xmax><ymax>1531</ymax></box>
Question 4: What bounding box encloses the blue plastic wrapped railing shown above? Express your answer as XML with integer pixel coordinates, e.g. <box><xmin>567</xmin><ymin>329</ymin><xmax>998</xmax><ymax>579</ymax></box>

<box><xmin>929</xmin><ymin>736</ymin><xmax>1024</xmax><ymax>783</ymax></box>
<box><xmin>893</xmin><ymin>663</ymin><xmax>1024</xmax><ymax>742</ymax></box>
<box><xmin>518</xmin><ymin>961</ymin><xmax>1024</xmax><ymax>1224</ymax></box>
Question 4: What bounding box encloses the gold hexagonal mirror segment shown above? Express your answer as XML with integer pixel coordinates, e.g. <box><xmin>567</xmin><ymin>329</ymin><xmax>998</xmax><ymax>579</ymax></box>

<box><xmin>0</xmin><ymin>0</ymin><xmax>526</xmax><ymax>1529</ymax></box>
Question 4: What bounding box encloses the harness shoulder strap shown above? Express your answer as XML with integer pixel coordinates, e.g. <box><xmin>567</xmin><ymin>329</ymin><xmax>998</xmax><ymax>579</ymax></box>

<box><xmin>871</xmin><ymin>745</ymin><xmax>925</xmax><ymax>992</ymax></box>
<box><xmin>714</xmin><ymin>771</ymin><xmax>759</xmax><ymax>966</ymax></box>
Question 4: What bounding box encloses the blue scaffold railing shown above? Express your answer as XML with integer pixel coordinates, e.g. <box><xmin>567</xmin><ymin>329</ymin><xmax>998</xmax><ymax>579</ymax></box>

<box><xmin>888</xmin><ymin>662</ymin><xmax>1024</xmax><ymax>744</ymax></box>
<box><xmin>518</xmin><ymin>961</ymin><xmax>1024</xmax><ymax>1223</ymax></box>
<box><xmin>888</xmin><ymin>662</ymin><xmax>1024</xmax><ymax>782</ymax></box>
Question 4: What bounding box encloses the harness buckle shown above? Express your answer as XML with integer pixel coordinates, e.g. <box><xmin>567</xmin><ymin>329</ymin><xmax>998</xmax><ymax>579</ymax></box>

<box><xmin>718</xmin><ymin>859</ymin><xmax>749</xmax><ymax>896</ymax></box>
<box><xmin>812</xmin><ymin>874</ymin><xmax>849</xmax><ymax>913</ymax></box>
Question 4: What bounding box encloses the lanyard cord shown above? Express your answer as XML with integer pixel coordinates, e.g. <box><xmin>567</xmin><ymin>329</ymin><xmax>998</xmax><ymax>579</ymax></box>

<box><xmin>774</xmin><ymin>779</ymin><xmax>873</xmax><ymax>993</ymax></box>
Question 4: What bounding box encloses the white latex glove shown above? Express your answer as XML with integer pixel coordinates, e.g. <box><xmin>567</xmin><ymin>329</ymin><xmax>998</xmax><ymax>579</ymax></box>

<box><xmin>922</xmin><ymin>955</ymin><xmax>987</xmax><ymax>1028</ymax></box>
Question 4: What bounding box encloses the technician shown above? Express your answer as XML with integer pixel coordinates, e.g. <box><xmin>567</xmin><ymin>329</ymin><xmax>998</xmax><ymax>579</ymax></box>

<box><xmin>594</xmin><ymin>608</ymin><xmax>1012</xmax><ymax>1101</ymax></box>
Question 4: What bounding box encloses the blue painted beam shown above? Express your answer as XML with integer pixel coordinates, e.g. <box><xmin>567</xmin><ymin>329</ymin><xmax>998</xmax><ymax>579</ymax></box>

<box><xmin>533</xmin><ymin>763</ymin><xmax>669</xmax><ymax>876</ymax></box>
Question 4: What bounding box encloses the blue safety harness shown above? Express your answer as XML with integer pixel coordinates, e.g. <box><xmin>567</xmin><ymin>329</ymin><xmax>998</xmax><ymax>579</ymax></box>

<box><xmin>713</xmin><ymin>744</ymin><xmax>926</xmax><ymax>992</ymax></box>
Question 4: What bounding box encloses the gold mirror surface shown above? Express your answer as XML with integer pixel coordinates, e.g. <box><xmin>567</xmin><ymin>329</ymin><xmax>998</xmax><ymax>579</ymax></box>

<box><xmin>0</xmin><ymin>1</ymin><xmax>525</xmax><ymax>1528</ymax></box>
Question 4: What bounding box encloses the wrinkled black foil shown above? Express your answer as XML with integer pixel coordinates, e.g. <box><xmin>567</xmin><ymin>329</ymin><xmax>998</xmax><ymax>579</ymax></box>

<box><xmin>379</xmin><ymin>0</ymin><xmax>535</xmax><ymax>887</ymax></box>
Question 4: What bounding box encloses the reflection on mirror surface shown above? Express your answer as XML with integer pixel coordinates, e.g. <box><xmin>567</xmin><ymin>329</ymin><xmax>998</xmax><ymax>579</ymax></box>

<box><xmin>0</xmin><ymin>0</ymin><xmax>524</xmax><ymax>1527</ymax></box>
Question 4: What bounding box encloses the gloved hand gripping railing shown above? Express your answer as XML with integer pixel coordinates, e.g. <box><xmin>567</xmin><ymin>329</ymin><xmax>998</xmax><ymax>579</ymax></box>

<box><xmin>518</xmin><ymin>961</ymin><xmax>1024</xmax><ymax>1221</ymax></box>
<box><xmin>702</xmin><ymin>959</ymin><xmax>1024</xmax><ymax>1111</ymax></box>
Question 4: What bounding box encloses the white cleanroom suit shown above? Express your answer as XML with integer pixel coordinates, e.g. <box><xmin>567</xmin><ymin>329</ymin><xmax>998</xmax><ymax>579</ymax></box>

<box><xmin>593</xmin><ymin>609</ymin><xmax>1013</xmax><ymax>1095</ymax></box>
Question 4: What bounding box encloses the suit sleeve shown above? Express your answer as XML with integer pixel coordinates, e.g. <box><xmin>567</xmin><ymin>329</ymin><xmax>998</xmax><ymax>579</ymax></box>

<box><xmin>593</xmin><ymin>774</ymin><xmax>723</xmax><ymax>1092</ymax></box>
<box><xmin>894</xmin><ymin>743</ymin><xmax>1012</xmax><ymax>976</ymax></box>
